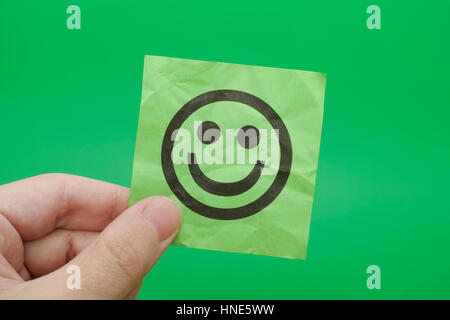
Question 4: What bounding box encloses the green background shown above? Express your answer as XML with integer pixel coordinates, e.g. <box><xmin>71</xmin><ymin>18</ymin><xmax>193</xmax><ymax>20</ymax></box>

<box><xmin>1</xmin><ymin>0</ymin><xmax>449</xmax><ymax>299</ymax></box>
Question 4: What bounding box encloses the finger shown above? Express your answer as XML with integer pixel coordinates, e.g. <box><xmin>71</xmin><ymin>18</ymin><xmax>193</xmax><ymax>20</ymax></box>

<box><xmin>0</xmin><ymin>213</ymin><xmax>23</xmax><ymax>276</ymax></box>
<box><xmin>0</xmin><ymin>173</ymin><xmax>129</xmax><ymax>241</ymax></box>
<box><xmin>18</xmin><ymin>196</ymin><xmax>182</xmax><ymax>299</ymax></box>
<box><xmin>24</xmin><ymin>229</ymin><xmax>98</xmax><ymax>277</ymax></box>
<box><xmin>18</xmin><ymin>265</ymin><xmax>31</xmax><ymax>281</ymax></box>
<box><xmin>0</xmin><ymin>254</ymin><xmax>22</xmax><ymax>281</ymax></box>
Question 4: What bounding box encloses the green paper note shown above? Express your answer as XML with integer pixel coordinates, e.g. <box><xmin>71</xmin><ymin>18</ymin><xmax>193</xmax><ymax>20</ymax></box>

<box><xmin>130</xmin><ymin>55</ymin><xmax>326</xmax><ymax>259</ymax></box>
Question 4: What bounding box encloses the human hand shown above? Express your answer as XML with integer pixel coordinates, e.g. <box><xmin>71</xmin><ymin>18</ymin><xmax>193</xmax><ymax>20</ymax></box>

<box><xmin>0</xmin><ymin>174</ymin><xmax>182</xmax><ymax>299</ymax></box>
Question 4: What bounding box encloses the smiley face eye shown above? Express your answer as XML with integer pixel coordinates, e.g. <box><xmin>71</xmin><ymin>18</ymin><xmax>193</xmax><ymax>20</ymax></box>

<box><xmin>238</xmin><ymin>125</ymin><xmax>260</xmax><ymax>149</ymax></box>
<box><xmin>197</xmin><ymin>121</ymin><xmax>221</xmax><ymax>144</ymax></box>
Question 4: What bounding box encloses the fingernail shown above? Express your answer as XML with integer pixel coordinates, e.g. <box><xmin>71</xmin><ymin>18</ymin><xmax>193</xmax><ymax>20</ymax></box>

<box><xmin>141</xmin><ymin>196</ymin><xmax>182</xmax><ymax>241</ymax></box>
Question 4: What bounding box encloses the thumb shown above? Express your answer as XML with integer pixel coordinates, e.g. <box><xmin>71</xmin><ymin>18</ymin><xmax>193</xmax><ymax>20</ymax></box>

<box><xmin>26</xmin><ymin>196</ymin><xmax>182</xmax><ymax>299</ymax></box>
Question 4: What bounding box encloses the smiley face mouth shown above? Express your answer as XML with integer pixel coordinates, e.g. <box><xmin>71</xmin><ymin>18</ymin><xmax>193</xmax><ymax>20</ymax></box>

<box><xmin>188</xmin><ymin>153</ymin><xmax>265</xmax><ymax>196</ymax></box>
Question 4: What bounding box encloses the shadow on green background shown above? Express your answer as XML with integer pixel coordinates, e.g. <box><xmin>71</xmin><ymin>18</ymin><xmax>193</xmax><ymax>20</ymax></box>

<box><xmin>1</xmin><ymin>1</ymin><xmax>449</xmax><ymax>299</ymax></box>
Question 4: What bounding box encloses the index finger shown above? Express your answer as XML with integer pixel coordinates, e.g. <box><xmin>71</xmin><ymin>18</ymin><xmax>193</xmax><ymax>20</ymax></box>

<box><xmin>0</xmin><ymin>174</ymin><xmax>130</xmax><ymax>241</ymax></box>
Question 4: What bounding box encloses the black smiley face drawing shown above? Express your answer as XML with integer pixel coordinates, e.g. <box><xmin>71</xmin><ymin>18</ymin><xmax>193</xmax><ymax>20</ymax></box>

<box><xmin>161</xmin><ymin>90</ymin><xmax>292</xmax><ymax>220</ymax></box>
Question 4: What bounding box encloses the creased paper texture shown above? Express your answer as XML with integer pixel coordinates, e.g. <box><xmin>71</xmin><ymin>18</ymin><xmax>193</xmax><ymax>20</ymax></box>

<box><xmin>130</xmin><ymin>55</ymin><xmax>326</xmax><ymax>259</ymax></box>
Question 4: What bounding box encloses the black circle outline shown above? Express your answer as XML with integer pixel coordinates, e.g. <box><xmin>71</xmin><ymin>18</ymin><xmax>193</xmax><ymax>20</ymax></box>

<box><xmin>197</xmin><ymin>120</ymin><xmax>220</xmax><ymax>145</ymax></box>
<box><xmin>161</xmin><ymin>89</ymin><xmax>292</xmax><ymax>220</ymax></box>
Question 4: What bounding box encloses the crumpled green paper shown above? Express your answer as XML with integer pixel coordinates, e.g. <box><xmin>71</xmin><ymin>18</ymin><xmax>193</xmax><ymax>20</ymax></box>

<box><xmin>130</xmin><ymin>55</ymin><xmax>326</xmax><ymax>259</ymax></box>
